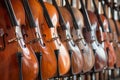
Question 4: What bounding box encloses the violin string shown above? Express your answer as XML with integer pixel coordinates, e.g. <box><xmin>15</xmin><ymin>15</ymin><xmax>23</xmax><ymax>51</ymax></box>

<box><xmin>1</xmin><ymin>0</ymin><xmax>120</xmax><ymax>79</ymax></box>
<box><xmin>21</xmin><ymin>0</ymin><xmax>41</xmax><ymax>53</ymax></box>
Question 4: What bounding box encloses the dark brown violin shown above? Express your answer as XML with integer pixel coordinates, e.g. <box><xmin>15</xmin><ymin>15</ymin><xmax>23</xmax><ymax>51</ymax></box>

<box><xmin>52</xmin><ymin>0</ymin><xmax>83</xmax><ymax>75</ymax></box>
<box><xmin>64</xmin><ymin>0</ymin><xmax>95</xmax><ymax>73</ymax></box>
<box><xmin>92</xmin><ymin>0</ymin><xmax>116</xmax><ymax>69</ymax></box>
<box><xmin>0</xmin><ymin>0</ymin><xmax>38</xmax><ymax>80</ymax></box>
<box><xmin>20</xmin><ymin>0</ymin><xmax>57</xmax><ymax>79</ymax></box>
<box><xmin>80</xmin><ymin>0</ymin><xmax>107</xmax><ymax>71</ymax></box>
<box><xmin>38</xmin><ymin>0</ymin><xmax>71</xmax><ymax>76</ymax></box>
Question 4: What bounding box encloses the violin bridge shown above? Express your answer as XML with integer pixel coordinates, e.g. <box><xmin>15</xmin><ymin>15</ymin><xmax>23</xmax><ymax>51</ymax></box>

<box><xmin>8</xmin><ymin>37</ymin><xmax>22</xmax><ymax>43</ymax></box>
<box><xmin>8</xmin><ymin>37</ymin><xmax>17</xmax><ymax>43</ymax></box>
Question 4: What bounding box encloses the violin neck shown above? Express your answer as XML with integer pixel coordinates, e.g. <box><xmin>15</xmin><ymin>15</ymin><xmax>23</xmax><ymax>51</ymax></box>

<box><xmin>4</xmin><ymin>0</ymin><xmax>18</xmax><ymax>27</ymax></box>
<box><xmin>98</xmin><ymin>1</ymin><xmax>104</xmax><ymax>14</ymax></box>
<box><xmin>52</xmin><ymin>0</ymin><xmax>67</xmax><ymax>30</ymax></box>
<box><xmin>100</xmin><ymin>0</ymin><xmax>113</xmax><ymax>33</ymax></box>
<box><xmin>86</xmin><ymin>0</ymin><xmax>94</xmax><ymax>11</ymax></box>
<box><xmin>82</xmin><ymin>0</ymin><xmax>87</xmax><ymax>8</ymax></box>
<box><xmin>38</xmin><ymin>0</ymin><xmax>54</xmax><ymax>28</ymax></box>
<box><xmin>100</xmin><ymin>0</ymin><xmax>109</xmax><ymax>18</ymax></box>
<box><xmin>111</xmin><ymin>8</ymin><xmax>120</xmax><ymax>36</ymax></box>
<box><xmin>65</xmin><ymin>0</ymin><xmax>79</xmax><ymax>29</ymax></box>
<box><xmin>106</xmin><ymin>4</ymin><xmax>112</xmax><ymax>19</ymax></box>
<box><xmin>55</xmin><ymin>0</ymin><xmax>61</xmax><ymax>6</ymax></box>
<box><xmin>21</xmin><ymin>0</ymin><xmax>37</xmax><ymax>28</ymax></box>
<box><xmin>76</xmin><ymin>0</ymin><xmax>80</xmax><ymax>9</ymax></box>
<box><xmin>92</xmin><ymin>0</ymin><xmax>105</xmax><ymax>32</ymax></box>
<box><xmin>80</xmin><ymin>0</ymin><xmax>91</xmax><ymax>31</ymax></box>
<box><xmin>70</xmin><ymin>0</ymin><xmax>78</xmax><ymax>8</ymax></box>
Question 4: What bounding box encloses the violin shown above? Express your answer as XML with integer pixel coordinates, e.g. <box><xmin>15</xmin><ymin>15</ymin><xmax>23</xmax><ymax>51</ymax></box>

<box><xmin>38</xmin><ymin>0</ymin><xmax>71</xmax><ymax>76</ymax></box>
<box><xmin>20</xmin><ymin>0</ymin><xmax>58</xmax><ymax>79</ymax></box>
<box><xmin>0</xmin><ymin>0</ymin><xmax>38</xmax><ymax>79</ymax></box>
<box><xmin>110</xmin><ymin>0</ymin><xmax>120</xmax><ymax>67</ymax></box>
<box><xmin>111</xmin><ymin>2</ymin><xmax>120</xmax><ymax>44</ymax></box>
<box><xmin>64</xmin><ymin>0</ymin><xmax>95</xmax><ymax>73</ymax></box>
<box><xmin>104</xmin><ymin>0</ymin><xmax>118</xmax><ymax>53</ymax></box>
<box><xmin>92</xmin><ymin>0</ymin><xmax>116</xmax><ymax>69</ymax></box>
<box><xmin>80</xmin><ymin>0</ymin><xmax>107</xmax><ymax>71</ymax></box>
<box><xmin>52</xmin><ymin>0</ymin><xmax>83</xmax><ymax>75</ymax></box>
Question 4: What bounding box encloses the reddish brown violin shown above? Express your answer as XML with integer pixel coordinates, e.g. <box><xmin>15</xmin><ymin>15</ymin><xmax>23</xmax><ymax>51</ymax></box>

<box><xmin>112</xmin><ymin>1</ymin><xmax>120</xmax><ymax>39</ymax></box>
<box><xmin>64</xmin><ymin>0</ymin><xmax>95</xmax><ymax>73</ymax></box>
<box><xmin>19</xmin><ymin>0</ymin><xmax>58</xmax><ymax>79</ymax></box>
<box><xmin>92</xmin><ymin>0</ymin><xmax>116</xmax><ymax>69</ymax></box>
<box><xmin>38</xmin><ymin>0</ymin><xmax>71</xmax><ymax>76</ymax></box>
<box><xmin>110</xmin><ymin>0</ymin><xmax>120</xmax><ymax>67</ymax></box>
<box><xmin>52</xmin><ymin>0</ymin><xmax>84</xmax><ymax>75</ymax></box>
<box><xmin>0</xmin><ymin>0</ymin><xmax>38</xmax><ymax>80</ymax></box>
<box><xmin>80</xmin><ymin>0</ymin><xmax>107</xmax><ymax>71</ymax></box>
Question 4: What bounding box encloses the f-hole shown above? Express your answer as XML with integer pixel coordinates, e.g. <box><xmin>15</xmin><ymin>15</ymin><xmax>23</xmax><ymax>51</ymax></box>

<box><xmin>0</xmin><ymin>33</ymin><xmax>8</xmax><ymax>51</ymax></box>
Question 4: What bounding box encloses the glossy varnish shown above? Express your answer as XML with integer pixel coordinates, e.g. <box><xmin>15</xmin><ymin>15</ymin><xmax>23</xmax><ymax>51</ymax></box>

<box><xmin>21</xmin><ymin>0</ymin><xmax>57</xmax><ymax>79</ymax></box>
<box><xmin>0</xmin><ymin>0</ymin><xmax>38</xmax><ymax>79</ymax></box>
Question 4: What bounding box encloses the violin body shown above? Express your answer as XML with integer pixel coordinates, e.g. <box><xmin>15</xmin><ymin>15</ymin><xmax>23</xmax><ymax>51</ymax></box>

<box><xmin>97</xmin><ymin>15</ymin><xmax>116</xmax><ymax>69</ymax></box>
<box><xmin>80</xmin><ymin>0</ymin><xmax>107</xmax><ymax>71</ymax></box>
<box><xmin>115</xmin><ymin>21</ymin><xmax>120</xmax><ymax>42</ymax></box>
<box><xmin>108</xmin><ymin>19</ymin><xmax>120</xmax><ymax>68</ymax></box>
<box><xmin>87</xmin><ymin>11</ymin><xmax>107</xmax><ymax>71</ymax></box>
<box><xmin>21</xmin><ymin>0</ymin><xmax>57</xmax><ymax>79</ymax></box>
<box><xmin>0</xmin><ymin>0</ymin><xmax>38</xmax><ymax>79</ymax></box>
<box><xmin>40</xmin><ymin>2</ymin><xmax>70</xmax><ymax>76</ymax></box>
<box><xmin>70</xmin><ymin>7</ymin><xmax>95</xmax><ymax>73</ymax></box>
<box><xmin>114</xmin><ymin>20</ymin><xmax>120</xmax><ymax>67</ymax></box>
<box><xmin>58</xmin><ymin>7</ymin><xmax>83</xmax><ymax>74</ymax></box>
